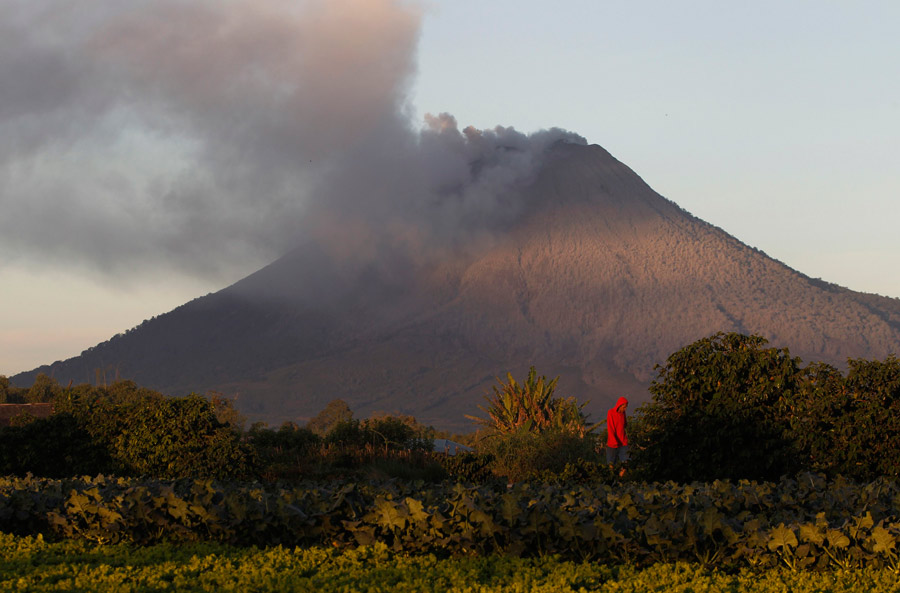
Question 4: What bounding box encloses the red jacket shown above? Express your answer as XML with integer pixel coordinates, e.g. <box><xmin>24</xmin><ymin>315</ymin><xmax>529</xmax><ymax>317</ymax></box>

<box><xmin>606</xmin><ymin>397</ymin><xmax>628</xmax><ymax>447</ymax></box>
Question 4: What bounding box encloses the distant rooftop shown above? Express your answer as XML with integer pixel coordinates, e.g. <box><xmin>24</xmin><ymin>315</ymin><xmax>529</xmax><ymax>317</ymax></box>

<box><xmin>0</xmin><ymin>403</ymin><xmax>54</xmax><ymax>427</ymax></box>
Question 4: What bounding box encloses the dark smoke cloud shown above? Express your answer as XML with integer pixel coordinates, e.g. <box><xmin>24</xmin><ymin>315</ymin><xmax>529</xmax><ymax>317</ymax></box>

<box><xmin>0</xmin><ymin>0</ymin><xmax>584</xmax><ymax>283</ymax></box>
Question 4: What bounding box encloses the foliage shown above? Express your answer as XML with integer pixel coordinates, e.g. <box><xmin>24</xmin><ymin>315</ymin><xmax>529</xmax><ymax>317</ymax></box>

<box><xmin>307</xmin><ymin>398</ymin><xmax>354</xmax><ymax>436</ymax></box>
<box><xmin>629</xmin><ymin>332</ymin><xmax>900</xmax><ymax>483</ymax></box>
<box><xmin>7</xmin><ymin>412</ymin><xmax>38</xmax><ymax>428</ymax></box>
<box><xmin>781</xmin><ymin>361</ymin><xmax>845</xmax><ymax>476</ymax></box>
<box><xmin>251</xmin><ymin>422</ymin><xmax>321</xmax><ymax>451</ymax></box>
<box><xmin>476</xmin><ymin>428</ymin><xmax>600</xmax><ymax>482</ymax></box>
<box><xmin>437</xmin><ymin>451</ymin><xmax>496</xmax><ymax>483</ymax></box>
<box><xmin>245</xmin><ymin>413</ymin><xmax>442</xmax><ymax>481</ymax></box>
<box><xmin>208</xmin><ymin>392</ymin><xmax>246</xmax><ymax>431</ymax></box>
<box><xmin>2</xmin><ymin>380</ymin><xmax>255</xmax><ymax>480</ymax></box>
<box><xmin>786</xmin><ymin>357</ymin><xmax>900</xmax><ymax>480</ymax></box>
<box><xmin>536</xmin><ymin>458</ymin><xmax>623</xmax><ymax>484</ymax></box>
<box><xmin>108</xmin><ymin>395</ymin><xmax>255</xmax><ymax>480</ymax></box>
<box><xmin>324</xmin><ymin>415</ymin><xmax>433</xmax><ymax>453</ymax></box>
<box><xmin>5</xmin><ymin>472</ymin><xmax>900</xmax><ymax>575</ymax></box>
<box><xmin>467</xmin><ymin>366</ymin><xmax>595</xmax><ymax>437</ymax></box>
<box><xmin>835</xmin><ymin>357</ymin><xmax>900</xmax><ymax>478</ymax></box>
<box><xmin>248</xmin><ymin>423</ymin><xmax>323</xmax><ymax>481</ymax></box>
<box><xmin>0</xmin><ymin>413</ymin><xmax>112</xmax><ymax>478</ymax></box>
<box><xmin>24</xmin><ymin>373</ymin><xmax>61</xmax><ymax>404</ymax></box>
<box><xmin>6</xmin><ymin>534</ymin><xmax>900</xmax><ymax>593</ymax></box>
<box><xmin>632</xmin><ymin>333</ymin><xmax>805</xmax><ymax>482</ymax></box>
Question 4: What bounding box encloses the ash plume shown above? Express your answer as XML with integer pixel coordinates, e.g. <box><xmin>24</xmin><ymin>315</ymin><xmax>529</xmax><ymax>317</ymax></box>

<box><xmin>0</xmin><ymin>0</ymin><xmax>584</xmax><ymax>284</ymax></box>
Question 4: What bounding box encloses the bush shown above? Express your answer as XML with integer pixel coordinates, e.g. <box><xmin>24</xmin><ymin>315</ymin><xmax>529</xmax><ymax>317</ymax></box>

<box><xmin>0</xmin><ymin>413</ymin><xmax>112</xmax><ymax>477</ymax></box>
<box><xmin>467</xmin><ymin>366</ymin><xmax>595</xmax><ymax>437</ymax></box>
<box><xmin>477</xmin><ymin>429</ymin><xmax>599</xmax><ymax>482</ymax></box>
<box><xmin>631</xmin><ymin>332</ymin><xmax>803</xmax><ymax>482</ymax></box>
<box><xmin>437</xmin><ymin>451</ymin><xmax>496</xmax><ymax>483</ymax></box>
<box><xmin>251</xmin><ymin>423</ymin><xmax>321</xmax><ymax>451</ymax></box>
<box><xmin>324</xmin><ymin>416</ymin><xmax>433</xmax><ymax>452</ymax></box>
<box><xmin>633</xmin><ymin>333</ymin><xmax>900</xmax><ymax>483</ymax></box>
<box><xmin>109</xmin><ymin>395</ymin><xmax>256</xmax><ymax>480</ymax></box>
<box><xmin>4</xmin><ymin>381</ymin><xmax>256</xmax><ymax>480</ymax></box>
<box><xmin>786</xmin><ymin>357</ymin><xmax>900</xmax><ymax>480</ymax></box>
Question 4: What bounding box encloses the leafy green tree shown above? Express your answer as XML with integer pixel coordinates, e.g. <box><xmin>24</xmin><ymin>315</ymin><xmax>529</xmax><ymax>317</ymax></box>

<box><xmin>787</xmin><ymin>356</ymin><xmax>900</xmax><ymax>480</ymax></box>
<box><xmin>783</xmin><ymin>361</ymin><xmax>847</xmax><ymax>474</ymax></box>
<box><xmin>25</xmin><ymin>373</ymin><xmax>61</xmax><ymax>403</ymax></box>
<box><xmin>840</xmin><ymin>356</ymin><xmax>900</xmax><ymax>478</ymax></box>
<box><xmin>632</xmin><ymin>332</ymin><xmax>804</xmax><ymax>482</ymax></box>
<box><xmin>51</xmin><ymin>381</ymin><xmax>256</xmax><ymax>479</ymax></box>
<box><xmin>467</xmin><ymin>366</ymin><xmax>595</xmax><ymax>437</ymax></box>
<box><xmin>110</xmin><ymin>394</ymin><xmax>255</xmax><ymax>479</ymax></box>
<box><xmin>0</xmin><ymin>375</ymin><xmax>8</xmax><ymax>403</ymax></box>
<box><xmin>209</xmin><ymin>392</ymin><xmax>246</xmax><ymax>431</ymax></box>
<box><xmin>366</xmin><ymin>416</ymin><xmax>425</xmax><ymax>451</ymax></box>
<box><xmin>307</xmin><ymin>399</ymin><xmax>354</xmax><ymax>436</ymax></box>
<box><xmin>324</xmin><ymin>419</ymin><xmax>367</xmax><ymax>447</ymax></box>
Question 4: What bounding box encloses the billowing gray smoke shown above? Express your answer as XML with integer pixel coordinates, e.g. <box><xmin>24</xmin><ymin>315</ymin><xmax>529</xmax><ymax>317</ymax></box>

<box><xmin>0</xmin><ymin>0</ymin><xmax>584</xmax><ymax>284</ymax></box>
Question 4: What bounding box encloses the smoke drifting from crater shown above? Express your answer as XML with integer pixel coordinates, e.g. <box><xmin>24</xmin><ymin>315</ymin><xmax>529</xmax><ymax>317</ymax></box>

<box><xmin>0</xmin><ymin>0</ymin><xmax>583</xmax><ymax>282</ymax></box>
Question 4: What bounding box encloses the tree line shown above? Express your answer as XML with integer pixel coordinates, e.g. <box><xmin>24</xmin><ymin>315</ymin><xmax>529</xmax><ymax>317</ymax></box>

<box><xmin>2</xmin><ymin>331</ymin><xmax>900</xmax><ymax>483</ymax></box>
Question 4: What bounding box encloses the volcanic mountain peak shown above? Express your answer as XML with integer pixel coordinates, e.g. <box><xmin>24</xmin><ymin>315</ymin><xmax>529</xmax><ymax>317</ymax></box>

<box><xmin>14</xmin><ymin>142</ymin><xmax>900</xmax><ymax>431</ymax></box>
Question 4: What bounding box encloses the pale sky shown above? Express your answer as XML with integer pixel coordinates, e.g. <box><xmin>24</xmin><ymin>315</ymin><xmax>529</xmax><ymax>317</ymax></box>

<box><xmin>1</xmin><ymin>0</ymin><xmax>898</xmax><ymax>377</ymax></box>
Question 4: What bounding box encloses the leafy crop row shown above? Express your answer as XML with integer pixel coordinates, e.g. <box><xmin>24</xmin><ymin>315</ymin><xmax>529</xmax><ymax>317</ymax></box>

<box><xmin>3</xmin><ymin>473</ymin><xmax>900</xmax><ymax>571</ymax></box>
<box><xmin>6</xmin><ymin>534</ymin><xmax>900</xmax><ymax>593</ymax></box>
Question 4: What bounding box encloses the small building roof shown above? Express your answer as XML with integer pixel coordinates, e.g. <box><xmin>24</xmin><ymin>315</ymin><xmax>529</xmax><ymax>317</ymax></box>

<box><xmin>0</xmin><ymin>403</ymin><xmax>54</xmax><ymax>427</ymax></box>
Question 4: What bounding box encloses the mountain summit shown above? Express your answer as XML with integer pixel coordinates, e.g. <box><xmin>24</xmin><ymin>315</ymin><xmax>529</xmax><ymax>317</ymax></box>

<box><xmin>16</xmin><ymin>142</ymin><xmax>900</xmax><ymax>431</ymax></box>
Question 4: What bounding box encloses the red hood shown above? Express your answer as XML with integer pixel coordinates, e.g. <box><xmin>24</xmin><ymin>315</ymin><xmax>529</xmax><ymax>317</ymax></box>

<box><xmin>615</xmin><ymin>397</ymin><xmax>628</xmax><ymax>412</ymax></box>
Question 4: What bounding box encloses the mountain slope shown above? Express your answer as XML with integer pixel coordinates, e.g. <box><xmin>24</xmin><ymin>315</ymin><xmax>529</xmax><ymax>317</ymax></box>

<box><xmin>15</xmin><ymin>143</ymin><xmax>900</xmax><ymax>431</ymax></box>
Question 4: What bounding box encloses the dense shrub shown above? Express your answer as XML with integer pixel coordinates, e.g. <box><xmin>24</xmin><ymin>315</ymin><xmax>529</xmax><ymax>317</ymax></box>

<box><xmin>437</xmin><ymin>451</ymin><xmax>496</xmax><ymax>483</ymax></box>
<box><xmin>108</xmin><ymin>395</ymin><xmax>255</xmax><ymax>480</ymax></box>
<box><xmin>631</xmin><ymin>333</ymin><xmax>804</xmax><ymax>482</ymax></box>
<box><xmin>250</xmin><ymin>423</ymin><xmax>321</xmax><ymax>451</ymax></box>
<box><xmin>248</xmin><ymin>423</ymin><xmax>323</xmax><ymax>481</ymax></box>
<box><xmin>632</xmin><ymin>332</ymin><xmax>900</xmax><ymax>483</ymax></box>
<box><xmin>476</xmin><ymin>428</ymin><xmax>600</xmax><ymax>482</ymax></box>
<box><xmin>324</xmin><ymin>416</ymin><xmax>432</xmax><ymax>452</ymax></box>
<box><xmin>1</xmin><ymin>380</ymin><xmax>255</xmax><ymax>480</ymax></box>
<box><xmin>786</xmin><ymin>357</ymin><xmax>900</xmax><ymax>480</ymax></box>
<box><xmin>0</xmin><ymin>413</ymin><xmax>112</xmax><ymax>477</ymax></box>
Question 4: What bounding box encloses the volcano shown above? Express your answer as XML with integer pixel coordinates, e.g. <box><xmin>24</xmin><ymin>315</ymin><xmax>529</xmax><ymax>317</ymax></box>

<box><xmin>15</xmin><ymin>142</ymin><xmax>900</xmax><ymax>431</ymax></box>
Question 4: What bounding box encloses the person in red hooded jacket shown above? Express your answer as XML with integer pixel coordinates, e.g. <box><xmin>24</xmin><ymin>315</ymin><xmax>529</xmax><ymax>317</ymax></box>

<box><xmin>606</xmin><ymin>397</ymin><xmax>629</xmax><ymax>474</ymax></box>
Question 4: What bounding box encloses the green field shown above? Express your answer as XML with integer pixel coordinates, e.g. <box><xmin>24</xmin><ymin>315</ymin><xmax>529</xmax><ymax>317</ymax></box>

<box><xmin>4</xmin><ymin>533</ymin><xmax>900</xmax><ymax>593</ymax></box>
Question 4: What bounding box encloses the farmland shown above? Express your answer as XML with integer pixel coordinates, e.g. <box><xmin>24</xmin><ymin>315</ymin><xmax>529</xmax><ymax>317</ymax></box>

<box><xmin>3</xmin><ymin>333</ymin><xmax>900</xmax><ymax>591</ymax></box>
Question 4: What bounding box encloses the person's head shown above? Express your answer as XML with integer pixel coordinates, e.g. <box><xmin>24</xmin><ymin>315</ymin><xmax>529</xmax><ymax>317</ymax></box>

<box><xmin>615</xmin><ymin>396</ymin><xmax>628</xmax><ymax>413</ymax></box>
